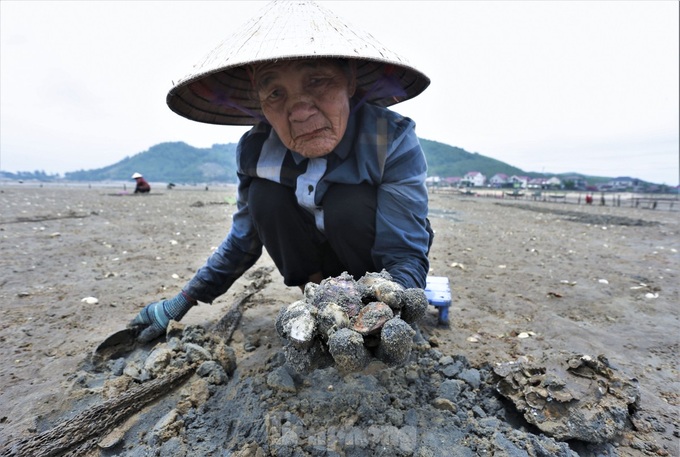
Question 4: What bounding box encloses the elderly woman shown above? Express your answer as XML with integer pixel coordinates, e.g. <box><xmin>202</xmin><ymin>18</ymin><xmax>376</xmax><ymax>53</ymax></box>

<box><xmin>131</xmin><ymin>1</ymin><xmax>433</xmax><ymax>342</ymax></box>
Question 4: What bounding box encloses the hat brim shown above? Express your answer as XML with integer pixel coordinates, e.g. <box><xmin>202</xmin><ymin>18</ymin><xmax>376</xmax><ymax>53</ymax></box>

<box><xmin>166</xmin><ymin>1</ymin><xmax>430</xmax><ymax>126</ymax></box>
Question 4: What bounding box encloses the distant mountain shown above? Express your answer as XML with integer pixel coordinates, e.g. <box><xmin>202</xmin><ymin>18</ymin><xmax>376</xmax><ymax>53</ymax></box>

<box><xmin>0</xmin><ymin>139</ymin><xmax>637</xmax><ymax>187</ymax></box>
<box><xmin>63</xmin><ymin>142</ymin><xmax>239</xmax><ymax>183</ymax></box>
<box><xmin>59</xmin><ymin>139</ymin><xmax>580</xmax><ymax>183</ymax></box>
<box><xmin>420</xmin><ymin>139</ymin><xmax>527</xmax><ymax>179</ymax></box>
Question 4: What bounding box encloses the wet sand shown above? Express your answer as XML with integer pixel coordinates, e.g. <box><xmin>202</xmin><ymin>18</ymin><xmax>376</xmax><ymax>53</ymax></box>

<box><xmin>0</xmin><ymin>184</ymin><xmax>677</xmax><ymax>456</ymax></box>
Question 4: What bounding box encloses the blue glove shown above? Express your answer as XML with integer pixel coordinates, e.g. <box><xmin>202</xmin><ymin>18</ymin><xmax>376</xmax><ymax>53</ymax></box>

<box><xmin>129</xmin><ymin>292</ymin><xmax>197</xmax><ymax>342</ymax></box>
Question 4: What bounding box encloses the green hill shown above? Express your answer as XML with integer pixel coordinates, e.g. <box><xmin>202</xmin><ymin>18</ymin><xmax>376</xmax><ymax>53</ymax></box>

<box><xmin>419</xmin><ymin>139</ymin><xmax>526</xmax><ymax>179</ymax></box>
<box><xmin>2</xmin><ymin>137</ymin><xmax>670</xmax><ymax>190</ymax></box>
<box><xmin>61</xmin><ymin>138</ymin><xmax>538</xmax><ymax>184</ymax></box>
<box><xmin>64</xmin><ymin>142</ymin><xmax>238</xmax><ymax>183</ymax></box>
<box><xmin>2</xmin><ymin>138</ymin><xmax>632</xmax><ymax>188</ymax></box>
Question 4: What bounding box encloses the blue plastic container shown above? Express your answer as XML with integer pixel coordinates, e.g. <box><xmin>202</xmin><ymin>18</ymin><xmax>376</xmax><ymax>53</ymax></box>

<box><xmin>425</xmin><ymin>276</ymin><xmax>451</xmax><ymax>325</ymax></box>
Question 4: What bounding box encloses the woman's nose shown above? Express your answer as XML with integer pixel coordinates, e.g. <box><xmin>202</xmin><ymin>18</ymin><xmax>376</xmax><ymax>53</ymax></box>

<box><xmin>288</xmin><ymin>99</ymin><xmax>316</xmax><ymax>122</ymax></box>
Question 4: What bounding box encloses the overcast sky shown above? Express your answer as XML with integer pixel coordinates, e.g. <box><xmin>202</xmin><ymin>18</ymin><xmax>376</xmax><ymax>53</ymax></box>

<box><xmin>1</xmin><ymin>1</ymin><xmax>678</xmax><ymax>185</ymax></box>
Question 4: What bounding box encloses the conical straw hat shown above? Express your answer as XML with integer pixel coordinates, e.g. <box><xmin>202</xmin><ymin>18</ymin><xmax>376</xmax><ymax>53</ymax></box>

<box><xmin>167</xmin><ymin>0</ymin><xmax>430</xmax><ymax>126</ymax></box>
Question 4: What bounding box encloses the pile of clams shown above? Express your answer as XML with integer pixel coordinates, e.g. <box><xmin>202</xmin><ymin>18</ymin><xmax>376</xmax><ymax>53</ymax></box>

<box><xmin>275</xmin><ymin>270</ymin><xmax>429</xmax><ymax>373</ymax></box>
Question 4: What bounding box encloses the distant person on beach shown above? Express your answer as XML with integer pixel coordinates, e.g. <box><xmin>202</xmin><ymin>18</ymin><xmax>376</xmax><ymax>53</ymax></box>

<box><xmin>132</xmin><ymin>172</ymin><xmax>151</xmax><ymax>194</ymax></box>
<box><xmin>129</xmin><ymin>1</ymin><xmax>433</xmax><ymax>342</ymax></box>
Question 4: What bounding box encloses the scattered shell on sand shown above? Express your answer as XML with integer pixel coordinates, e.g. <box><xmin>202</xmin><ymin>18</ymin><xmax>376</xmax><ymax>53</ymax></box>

<box><xmin>494</xmin><ymin>352</ymin><xmax>640</xmax><ymax>443</ymax></box>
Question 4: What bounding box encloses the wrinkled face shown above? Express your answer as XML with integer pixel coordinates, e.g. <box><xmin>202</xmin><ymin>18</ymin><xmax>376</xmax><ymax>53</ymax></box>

<box><xmin>253</xmin><ymin>59</ymin><xmax>356</xmax><ymax>158</ymax></box>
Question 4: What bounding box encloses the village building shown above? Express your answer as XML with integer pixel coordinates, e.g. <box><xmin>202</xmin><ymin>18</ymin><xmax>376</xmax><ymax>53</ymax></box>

<box><xmin>489</xmin><ymin>173</ymin><xmax>509</xmax><ymax>187</ymax></box>
<box><xmin>461</xmin><ymin>171</ymin><xmax>486</xmax><ymax>187</ymax></box>
<box><xmin>509</xmin><ymin>175</ymin><xmax>530</xmax><ymax>188</ymax></box>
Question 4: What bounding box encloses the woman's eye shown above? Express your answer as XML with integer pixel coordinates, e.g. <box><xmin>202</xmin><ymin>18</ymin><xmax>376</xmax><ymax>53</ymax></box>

<box><xmin>263</xmin><ymin>89</ymin><xmax>282</xmax><ymax>102</ymax></box>
<box><xmin>308</xmin><ymin>77</ymin><xmax>327</xmax><ymax>87</ymax></box>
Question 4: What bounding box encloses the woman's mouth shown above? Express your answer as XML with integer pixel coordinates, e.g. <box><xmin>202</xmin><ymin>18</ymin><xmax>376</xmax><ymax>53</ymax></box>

<box><xmin>294</xmin><ymin>127</ymin><xmax>330</xmax><ymax>140</ymax></box>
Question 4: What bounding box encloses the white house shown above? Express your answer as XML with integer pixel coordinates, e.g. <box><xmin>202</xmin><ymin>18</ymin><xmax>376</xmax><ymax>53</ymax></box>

<box><xmin>528</xmin><ymin>178</ymin><xmax>546</xmax><ymax>189</ymax></box>
<box><xmin>608</xmin><ymin>177</ymin><xmax>639</xmax><ymax>190</ymax></box>
<box><xmin>425</xmin><ymin>176</ymin><xmax>441</xmax><ymax>188</ymax></box>
<box><xmin>546</xmin><ymin>177</ymin><xmax>562</xmax><ymax>188</ymax></box>
<box><xmin>562</xmin><ymin>176</ymin><xmax>588</xmax><ymax>190</ymax></box>
<box><xmin>461</xmin><ymin>171</ymin><xmax>486</xmax><ymax>187</ymax></box>
<box><xmin>443</xmin><ymin>176</ymin><xmax>462</xmax><ymax>187</ymax></box>
<box><xmin>489</xmin><ymin>173</ymin><xmax>509</xmax><ymax>187</ymax></box>
<box><xmin>509</xmin><ymin>175</ymin><xmax>529</xmax><ymax>188</ymax></box>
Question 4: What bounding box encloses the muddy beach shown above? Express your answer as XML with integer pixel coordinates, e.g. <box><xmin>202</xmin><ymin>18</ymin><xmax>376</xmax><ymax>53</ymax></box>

<box><xmin>0</xmin><ymin>184</ymin><xmax>677</xmax><ymax>456</ymax></box>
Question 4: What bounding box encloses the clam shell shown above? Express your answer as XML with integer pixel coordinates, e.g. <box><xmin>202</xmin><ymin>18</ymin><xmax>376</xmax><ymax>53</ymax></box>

<box><xmin>328</xmin><ymin>328</ymin><xmax>371</xmax><ymax>372</ymax></box>
<box><xmin>373</xmin><ymin>281</ymin><xmax>405</xmax><ymax>309</ymax></box>
<box><xmin>376</xmin><ymin>317</ymin><xmax>416</xmax><ymax>365</ymax></box>
<box><xmin>303</xmin><ymin>282</ymin><xmax>318</xmax><ymax>301</ymax></box>
<box><xmin>358</xmin><ymin>272</ymin><xmax>404</xmax><ymax>309</ymax></box>
<box><xmin>275</xmin><ymin>300</ymin><xmax>315</xmax><ymax>339</ymax></box>
<box><xmin>287</xmin><ymin>311</ymin><xmax>317</xmax><ymax>349</ymax></box>
<box><xmin>316</xmin><ymin>302</ymin><xmax>350</xmax><ymax>338</ymax></box>
<box><xmin>312</xmin><ymin>272</ymin><xmax>363</xmax><ymax>317</ymax></box>
<box><xmin>357</xmin><ymin>270</ymin><xmax>393</xmax><ymax>288</ymax></box>
<box><xmin>352</xmin><ymin>302</ymin><xmax>394</xmax><ymax>335</ymax></box>
<box><xmin>399</xmin><ymin>288</ymin><xmax>429</xmax><ymax>323</ymax></box>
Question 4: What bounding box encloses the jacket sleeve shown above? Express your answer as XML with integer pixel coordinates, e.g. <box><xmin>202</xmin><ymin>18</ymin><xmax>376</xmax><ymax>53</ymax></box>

<box><xmin>373</xmin><ymin>117</ymin><xmax>431</xmax><ymax>289</ymax></box>
<box><xmin>182</xmin><ymin>133</ymin><xmax>264</xmax><ymax>303</ymax></box>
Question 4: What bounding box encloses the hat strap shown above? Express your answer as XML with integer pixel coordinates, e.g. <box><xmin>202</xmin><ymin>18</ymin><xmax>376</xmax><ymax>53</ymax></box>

<box><xmin>351</xmin><ymin>71</ymin><xmax>407</xmax><ymax>114</ymax></box>
<box><xmin>189</xmin><ymin>78</ymin><xmax>267</xmax><ymax>123</ymax></box>
<box><xmin>213</xmin><ymin>94</ymin><xmax>267</xmax><ymax>123</ymax></box>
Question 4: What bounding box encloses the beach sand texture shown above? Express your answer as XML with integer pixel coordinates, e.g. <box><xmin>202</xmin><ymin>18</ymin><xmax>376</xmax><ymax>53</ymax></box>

<box><xmin>0</xmin><ymin>185</ymin><xmax>677</xmax><ymax>456</ymax></box>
